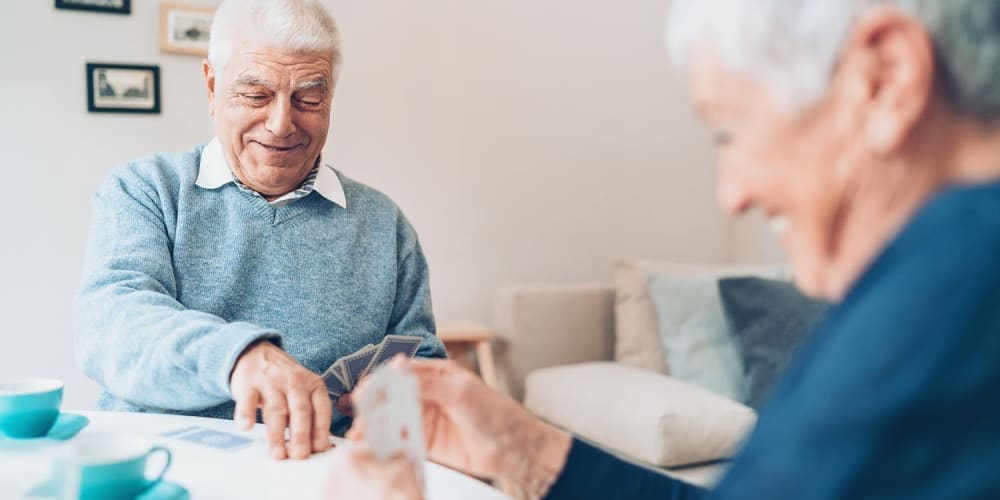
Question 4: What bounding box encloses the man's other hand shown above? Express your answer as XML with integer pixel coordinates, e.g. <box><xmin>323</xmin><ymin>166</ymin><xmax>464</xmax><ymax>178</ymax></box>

<box><xmin>230</xmin><ymin>340</ymin><xmax>332</xmax><ymax>460</ymax></box>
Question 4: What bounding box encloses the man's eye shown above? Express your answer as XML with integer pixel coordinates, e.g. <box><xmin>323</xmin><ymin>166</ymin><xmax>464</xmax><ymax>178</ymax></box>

<box><xmin>297</xmin><ymin>98</ymin><xmax>323</xmax><ymax>108</ymax></box>
<box><xmin>241</xmin><ymin>94</ymin><xmax>270</xmax><ymax>102</ymax></box>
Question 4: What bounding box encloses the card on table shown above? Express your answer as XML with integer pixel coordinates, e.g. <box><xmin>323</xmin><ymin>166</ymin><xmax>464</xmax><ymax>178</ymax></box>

<box><xmin>356</xmin><ymin>364</ymin><xmax>426</xmax><ymax>467</ymax></box>
<box><xmin>160</xmin><ymin>426</ymin><xmax>254</xmax><ymax>451</ymax></box>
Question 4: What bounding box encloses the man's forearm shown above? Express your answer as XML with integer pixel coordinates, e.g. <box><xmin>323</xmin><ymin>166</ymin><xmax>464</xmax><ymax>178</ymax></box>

<box><xmin>75</xmin><ymin>283</ymin><xmax>280</xmax><ymax>410</ymax></box>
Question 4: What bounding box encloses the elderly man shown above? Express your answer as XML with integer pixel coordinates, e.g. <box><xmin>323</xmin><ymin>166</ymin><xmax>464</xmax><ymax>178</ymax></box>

<box><xmin>331</xmin><ymin>0</ymin><xmax>1000</xmax><ymax>498</ymax></box>
<box><xmin>74</xmin><ymin>0</ymin><xmax>445</xmax><ymax>461</ymax></box>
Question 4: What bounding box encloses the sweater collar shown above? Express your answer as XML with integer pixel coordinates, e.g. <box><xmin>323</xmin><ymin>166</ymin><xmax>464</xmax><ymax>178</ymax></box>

<box><xmin>195</xmin><ymin>137</ymin><xmax>347</xmax><ymax>208</ymax></box>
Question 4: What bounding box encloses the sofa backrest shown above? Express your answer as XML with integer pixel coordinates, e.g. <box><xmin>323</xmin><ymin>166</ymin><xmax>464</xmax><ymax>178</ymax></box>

<box><xmin>494</xmin><ymin>283</ymin><xmax>615</xmax><ymax>401</ymax></box>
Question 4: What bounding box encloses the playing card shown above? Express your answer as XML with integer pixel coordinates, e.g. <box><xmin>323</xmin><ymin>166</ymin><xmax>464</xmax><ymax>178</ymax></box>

<box><xmin>356</xmin><ymin>364</ymin><xmax>426</xmax><ymax>466</ymax></box>
<box><xmin>171</xmin><ymin>427</ymin><xmax>254</xmax><ymax>451</ymax></box>
<box><xmin>323</xmin><ymin>366</ymin><xmax>348</xmax><ymax>397</ymax></box>
<box><xmin>160</xmin><ymin>425</ymin><xmax>199</xmax><ymax>438</ymax></box>
<box><xmin>344</xmin><ymin>344</ymin><xmax>378</xmax><ymax>388</ymax></box>
<box><xmin>333</xmin><ymin>359</ymin><xmax>351</xmax><ymax>390</ymax></box>
<box><xmin>362</xmin><ymin>335</ymin><xmax>422</xmax><ymax>377</ymax></box>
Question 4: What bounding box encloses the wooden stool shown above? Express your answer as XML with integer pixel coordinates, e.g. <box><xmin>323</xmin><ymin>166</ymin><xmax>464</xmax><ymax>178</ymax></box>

<box><xmin>437</xmin><ymin>323</ymin><xmax>498</xmax><ymax>390</ymax></box>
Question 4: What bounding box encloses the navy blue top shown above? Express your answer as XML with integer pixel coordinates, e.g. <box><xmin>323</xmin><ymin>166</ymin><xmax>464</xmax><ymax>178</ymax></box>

<box><xmin>548</xmin><ymin>179</ymin><xmax>1000</xmax><ymax>499</ymax></box>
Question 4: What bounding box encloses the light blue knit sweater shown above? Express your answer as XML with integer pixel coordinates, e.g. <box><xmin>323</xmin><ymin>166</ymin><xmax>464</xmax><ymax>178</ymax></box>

<box><xmin>73</xmin><ymin>144</ymin><xmax>446</xmax><ymax>430</ymax></box>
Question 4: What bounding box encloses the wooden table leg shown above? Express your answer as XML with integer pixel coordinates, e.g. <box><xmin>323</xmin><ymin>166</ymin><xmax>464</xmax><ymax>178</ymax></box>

<box><xmin>474</xmin><ymin>339</ymin><xmax>498</xmax><ymax>390</ymax></box>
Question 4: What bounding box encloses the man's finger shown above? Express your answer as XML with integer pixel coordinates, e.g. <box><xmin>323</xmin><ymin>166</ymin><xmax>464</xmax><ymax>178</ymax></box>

<box><xmin>233</xmin><ymin>388</ymin><xmax>260</xmax><ymax>430</ymax></box>
<box><xmin>310</xmin><ymin>387</ymin><xmax>333</xmax><ymax>453</ymax></box>
<box><xmin>262</xmin><ymin>390</ymin><xmax>290</xmax><ymax>460</ymax></box>
<box><xmin>287</xmin><ymin>389</ymin><xmax>315</xmax><ymax>460</ymax></box>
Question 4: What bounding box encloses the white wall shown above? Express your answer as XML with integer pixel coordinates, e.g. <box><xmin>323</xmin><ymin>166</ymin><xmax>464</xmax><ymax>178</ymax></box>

<box><xmin>0</xmin><ymin>0</ymin><xmax>736</xmax><ymax>409</ymax></box>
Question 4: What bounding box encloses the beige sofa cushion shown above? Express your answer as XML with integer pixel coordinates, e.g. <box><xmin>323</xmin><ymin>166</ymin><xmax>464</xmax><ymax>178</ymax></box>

<box><xmin>613</xmin><ymin>258</ymin><xmax>784</xmax><ymax>374</ymax></box>
<box><xmin>524</xmin><ymin>362</ymin><xmax>757</xmax><ymax>468</ymax></box>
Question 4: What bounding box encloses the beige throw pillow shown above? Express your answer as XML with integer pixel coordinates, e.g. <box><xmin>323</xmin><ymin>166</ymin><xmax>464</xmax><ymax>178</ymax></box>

<box><xmin>612</xmin><ymin>258</ymin><xmax>784</xmax><ymax>374</ymax></box>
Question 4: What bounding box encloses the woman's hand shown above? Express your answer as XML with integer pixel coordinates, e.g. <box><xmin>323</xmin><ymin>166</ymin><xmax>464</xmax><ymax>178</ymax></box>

<box><xmin>326</xmin><ymin>442</ymin><xmax>424</xmax><ymax>500</ymax></box>
<box><xmin>349</xmin><ymin>358</ymin><xmax>572</xmax><ymax>495</ymax></box>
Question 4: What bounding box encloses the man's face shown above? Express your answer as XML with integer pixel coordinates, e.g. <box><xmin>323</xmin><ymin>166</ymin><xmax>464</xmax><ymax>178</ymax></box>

<box><xmin>690</xmin><ymin>53</ymin><xmax>865</xmax><ymax>299</ymax></box>
<box><xmin>205</xmin><ymin>45</ymin><xmax>334</xmax><ymax>197</ymax></box>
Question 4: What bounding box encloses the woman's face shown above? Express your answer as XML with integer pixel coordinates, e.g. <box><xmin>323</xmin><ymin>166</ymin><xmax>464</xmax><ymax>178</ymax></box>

<box><xmin>690</xmin><ymin>53</ymin><xmax>869</xmax><ymax>299</ymax></box>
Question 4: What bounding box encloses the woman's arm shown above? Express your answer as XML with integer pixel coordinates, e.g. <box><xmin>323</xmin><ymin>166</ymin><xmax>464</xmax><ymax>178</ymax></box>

<box><xmin>546</xmin><ymin>438</ymin><xmax>709</xmax><ymax>500</ymax></box>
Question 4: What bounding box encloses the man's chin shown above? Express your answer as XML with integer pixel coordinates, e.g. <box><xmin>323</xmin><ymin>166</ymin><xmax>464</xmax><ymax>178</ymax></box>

<box><xmin>250</xmin><ymin>150</ymin><xmax>308</xmax><ymax>167</ymax></box>
<box><xmin>240</xmin><ymin>166</ymin><xmax>310</xmax><ymax>192</ymax></box>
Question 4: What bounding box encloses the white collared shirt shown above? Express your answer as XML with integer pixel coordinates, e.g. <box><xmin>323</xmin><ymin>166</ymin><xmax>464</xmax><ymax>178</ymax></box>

<box><xmin>195</xmin><ymin>138</ymin><xmax>347</xmax><ymax>208</ymax></box>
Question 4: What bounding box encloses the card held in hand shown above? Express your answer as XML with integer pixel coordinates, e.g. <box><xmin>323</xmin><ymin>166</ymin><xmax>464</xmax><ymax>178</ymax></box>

<box><xmin>363</xmin><ymin>335</ymin><xmax>422</xmax><ymax>377</ymax></box>
<box><xmin>356</xmin><ymin>364</ymin><xmax>426</xmax><ymax>468</ymax></box>
<box><xmin>323</xmin><ymin>365</ymin><xmax>348</xmax><ymax>397</ymax></box>
<box><xmin>322</xmin><ymin>334</ymin><xmax>425</xmax><ymax>397</ymax></box>
<box><xmin>344</xmin><ymin>344</ymin><xmax>378</xmax><ymax>387</ymax></box>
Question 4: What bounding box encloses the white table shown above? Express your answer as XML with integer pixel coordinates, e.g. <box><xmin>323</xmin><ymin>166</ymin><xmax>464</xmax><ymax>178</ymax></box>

<box><xmin>0</xmin><ymin>411</ymin><xmax>510</xmax><ymax>500</ymax></box>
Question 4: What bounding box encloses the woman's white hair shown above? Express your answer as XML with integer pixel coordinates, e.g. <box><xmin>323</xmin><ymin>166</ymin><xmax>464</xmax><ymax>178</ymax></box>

<box><xmin>208</xmin><ymin>0</ymin><xmax>342</xmax><ymax>77</ymax></box>
<box><xmin>668</xmin><ymin>0</ymin><xmax>1000</xmax><ymax>118</ymax></box>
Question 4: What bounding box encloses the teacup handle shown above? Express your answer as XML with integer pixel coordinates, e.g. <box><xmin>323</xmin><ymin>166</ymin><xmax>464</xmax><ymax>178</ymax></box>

<box><xmin>144</xmin><ymin>446</ymin><xmax>173</xmax><ymax>485</ymax></box>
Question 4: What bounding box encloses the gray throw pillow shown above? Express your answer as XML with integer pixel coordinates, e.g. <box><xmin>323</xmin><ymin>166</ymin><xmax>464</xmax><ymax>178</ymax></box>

<box><xmin>718</xmin><ymin>277</ymin><xmax>827</xmax><ymax>410</ymax></box>
<box><xmin>648</xmin><ymin>273</ymin><xmax>746</xmax><ymax>401</ymax></box>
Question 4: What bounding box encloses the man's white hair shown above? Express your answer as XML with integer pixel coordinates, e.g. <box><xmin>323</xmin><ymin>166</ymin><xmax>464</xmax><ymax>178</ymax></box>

<box><xmin>668</xmin><ymin>0</ymin><xmax>1000</xmax><ymax>118</ymax></box>
<box><xmin>208</xmin><ymin>0</ymin><xmax>342</xmax><ymax>77</ymax></box>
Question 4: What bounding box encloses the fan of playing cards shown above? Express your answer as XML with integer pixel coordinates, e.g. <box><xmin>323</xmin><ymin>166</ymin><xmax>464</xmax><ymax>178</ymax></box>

<box><xmin>322</xmin><ymin>334</ymin><xmax>422</xmax><ymax>398</ymax></box>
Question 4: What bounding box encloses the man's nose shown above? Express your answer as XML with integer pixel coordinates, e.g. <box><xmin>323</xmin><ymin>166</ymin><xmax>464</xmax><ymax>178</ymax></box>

<box><xmin>265</xmin><ymin>99</ymin><xmax>296</xmax><ymax>138</ymax></box>
<box><xmin>717</xmin><ymin>166</ymin><xmax>751</xmax><ymax>216</ymax></box>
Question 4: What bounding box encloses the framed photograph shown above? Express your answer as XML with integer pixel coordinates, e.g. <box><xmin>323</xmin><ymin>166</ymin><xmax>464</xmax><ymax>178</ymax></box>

<box><xmin>86</xmin><ymin>63</ymin><xmax>161</xmax><ymax>114</ymax></box>
<box><xmin>55</xmin><ymin>0</ymin><xmax>130</xmax><ymax>15</ymax></box>
<box><xmin>160</xmin><ymin>3</ymin><xmax>216</xmax><ymax>56</ymax></box>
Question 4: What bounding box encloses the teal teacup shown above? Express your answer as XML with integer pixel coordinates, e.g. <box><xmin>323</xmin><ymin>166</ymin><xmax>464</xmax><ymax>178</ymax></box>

<box><xmin>57</xmin><ymin>434</ymin><xmax>172</xmax><ymax>500</ymax></box>
<box><xmin>0</xmin><ymin>378</ymin><xmax>63</xmax><ymax>438</ymax></box>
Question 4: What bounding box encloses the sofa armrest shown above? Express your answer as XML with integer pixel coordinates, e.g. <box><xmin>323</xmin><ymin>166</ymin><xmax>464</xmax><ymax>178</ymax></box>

<box><xmin>494</xmin><ymin>283</ymin><xmax>615</xmax><ymax>400</ymax></box>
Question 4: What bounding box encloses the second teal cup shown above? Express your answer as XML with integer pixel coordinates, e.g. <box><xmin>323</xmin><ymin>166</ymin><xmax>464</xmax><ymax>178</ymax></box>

<box><xmin>56</xmin><ymin>434</ymin><xmax>173</xmax><ymax>500</ymax></box>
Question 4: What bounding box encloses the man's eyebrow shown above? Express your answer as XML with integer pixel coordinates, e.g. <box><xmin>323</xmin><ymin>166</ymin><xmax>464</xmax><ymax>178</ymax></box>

<box><xmin>233</xmin><ymin>75</ymin><xmax>274</xmax><ymax>88</ymax></box>
<box><xmin>296</xmin><ymin>77</ymin><xmax>329</xmax><ymax>91</ymax></box>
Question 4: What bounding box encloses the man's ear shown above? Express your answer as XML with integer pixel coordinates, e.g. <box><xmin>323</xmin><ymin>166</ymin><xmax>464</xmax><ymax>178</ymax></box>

<box><xmin>839</xmin><ymin>6</ymin><xmax>936</xmax><ymax>155</ymax></box>
<box><xmin>203</xmin><ymin>59</ymin><xmax>216</xmax><ymax>117</ymax></box>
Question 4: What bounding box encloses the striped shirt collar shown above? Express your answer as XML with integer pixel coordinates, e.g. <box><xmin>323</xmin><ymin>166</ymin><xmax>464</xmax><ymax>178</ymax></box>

<box><xmin>195</xmin><ymin>137</ymin><xmax>347</xmax><ymax>208</ymax></box>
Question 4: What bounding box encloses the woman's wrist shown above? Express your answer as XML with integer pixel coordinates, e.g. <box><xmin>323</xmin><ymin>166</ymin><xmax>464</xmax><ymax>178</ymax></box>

<box><xmin>499</xmin><ymin>417</ymin><xmax>572</xmax><ymax>499</ymax></box>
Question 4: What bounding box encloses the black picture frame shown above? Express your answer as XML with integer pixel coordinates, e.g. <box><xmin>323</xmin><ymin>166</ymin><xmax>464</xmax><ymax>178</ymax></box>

<box><xmin>56</xmin><ymin>0</ymin><xmax>131</xmax><ymax>15</ymax></box>
<box><xmin>86</xmin><ymin>63</ymin><xmax>161</xmax><ymax>114</ymax></box>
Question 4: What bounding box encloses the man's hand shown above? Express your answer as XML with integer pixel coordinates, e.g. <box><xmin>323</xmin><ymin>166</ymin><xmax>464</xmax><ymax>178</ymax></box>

<box><xmin>230</xmin><ymin>340</ymin><xmax>332</xmax><ymax>460</ymax></box>
<box><xmin>326</xmin><ymin>443</ymin><xmax>423</xmax><ymax>500</ymax></box>
<box><xmin>348</xmin><ymin>358</ymin><xmax>572</xmax><ymax>492</ymax></box>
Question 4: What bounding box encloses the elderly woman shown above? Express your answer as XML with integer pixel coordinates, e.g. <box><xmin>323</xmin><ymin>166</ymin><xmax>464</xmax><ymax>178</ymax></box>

<box><xmin>331</xmin><ymin>0</ymin><xmax>1000</xmax><ymax>498</ymax></box>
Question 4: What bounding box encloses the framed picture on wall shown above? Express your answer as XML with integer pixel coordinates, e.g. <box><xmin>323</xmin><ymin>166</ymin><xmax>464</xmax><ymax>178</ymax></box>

<box><xmin>86</xmin><ymin>63</ymin><xmax>161</xmax><ymax>114</ymax></box>
<box><xmin>160</xmin><ymin>3</ymin><xmax>215</xmax><ymax>56</ymax></box>
<box><xmin>55</xmin><ymin>0</ymin><xmax>130</xmax><ymax>15</ymax></box>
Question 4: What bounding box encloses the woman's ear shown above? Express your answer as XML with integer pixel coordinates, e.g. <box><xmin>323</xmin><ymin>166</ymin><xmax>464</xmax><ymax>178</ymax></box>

<box><xmin>838</xmin><ymin>6</ymin><xmax>936</xmax><ymax>155</ymax></box>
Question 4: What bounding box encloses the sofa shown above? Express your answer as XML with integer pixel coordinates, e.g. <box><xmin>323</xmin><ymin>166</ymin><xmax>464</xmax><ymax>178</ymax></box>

<box><xmin>491</xmin><ymin>260</ymin><xmax>795</xmax><ymax>488</ymax></box>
